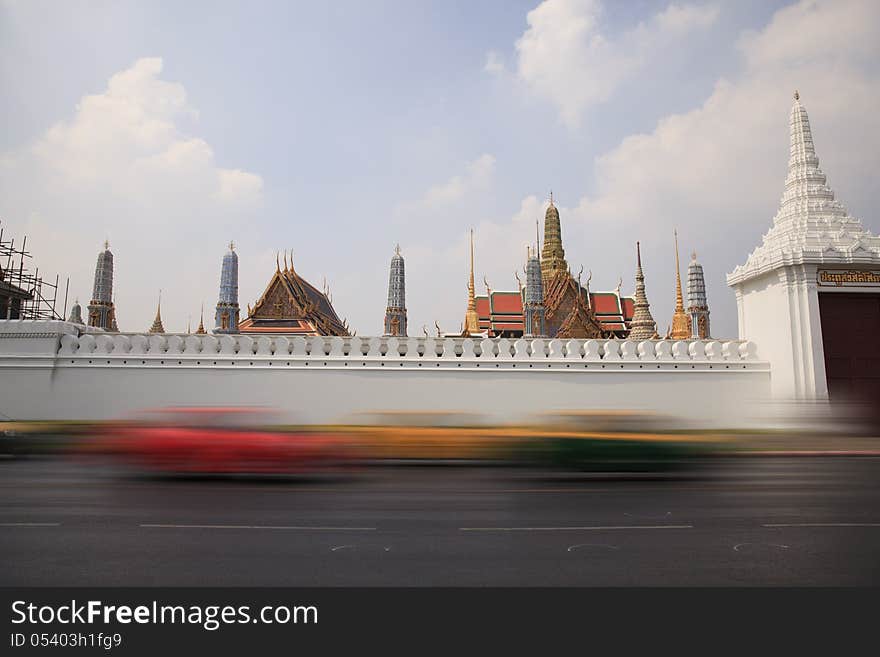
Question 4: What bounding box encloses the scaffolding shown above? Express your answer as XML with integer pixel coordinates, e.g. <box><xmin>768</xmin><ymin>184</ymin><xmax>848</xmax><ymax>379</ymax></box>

<box><xmin>0</xmin><ymin>220</ymin><xmax>69</xmax><ymax>321</ymax></box>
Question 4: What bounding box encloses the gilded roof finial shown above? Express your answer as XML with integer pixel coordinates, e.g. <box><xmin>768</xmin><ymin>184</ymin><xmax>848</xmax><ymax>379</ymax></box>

<box><xmin>289</xmin><ymin>250</ymin><xmax>295</xmax><ymax>272</ymax></box>
<box><xmin>275</xmin><ymin>252</ymin><xmax>280</xmax><ymax>272</ymax></box>
<box><xmin>637</xmin><ymin>241</ymin><xmax>642</xmax><ymax>268</ymax></box>
<box><xmin>549</xmin><ymin>190</ymin><xmax>554</xmax><ymax>206</ymax></box>
<box><xmin>283</xmin><ymin>250</ymin><xmax>288</xmax><ymax>272</ymax></box>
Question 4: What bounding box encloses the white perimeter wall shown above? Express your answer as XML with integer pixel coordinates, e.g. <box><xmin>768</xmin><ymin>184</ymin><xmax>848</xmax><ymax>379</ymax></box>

<box><xmin>0</xmin><ymin>321</ymin><xmax>770</xmax><ymax>427</ymax></box>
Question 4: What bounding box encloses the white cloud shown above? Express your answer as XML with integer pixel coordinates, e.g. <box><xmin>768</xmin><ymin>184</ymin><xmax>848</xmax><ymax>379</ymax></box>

<box><xmin>0</xmin><ymin>57</ymin><xmax>264</xmax><ymax>333</ymax></box>
<box><xmin>566</xmin><ymin>0</ymin><xmax>880</xmax><ymax>335</ymax></box>
<box><xmin>424</xmin><ymin>0</ymin><xmax>880</xmax><ymax>339</ymax></box>
<box><xmin>410</xmin><ymin>0</ymin><xmax>880</xmax><ymax>336</ymax></box>
<box><xmin>508</xmin><ymin>0</ymin><xmax>719</xmax><ymax>125</ymax></box>
<box><xmin>398</xmin><ymin>153</ymin><xmax>496</xmax><ymax>214</ymax></box>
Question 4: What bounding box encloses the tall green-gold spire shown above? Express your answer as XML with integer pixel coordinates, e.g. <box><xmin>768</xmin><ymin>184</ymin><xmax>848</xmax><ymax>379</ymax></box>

<box><xmin>540</xmin><ymin>192</ymin><xmax>567</xmax><ymax>285</ymax></box>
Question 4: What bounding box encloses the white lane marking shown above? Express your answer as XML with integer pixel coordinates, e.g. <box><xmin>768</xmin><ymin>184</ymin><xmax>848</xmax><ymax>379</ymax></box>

<box><xmin>140</xmin><ymin>524</ymin><xmax>376</xmax><ymax>531</ymax></box>
<box><xmin>460</xmin><ymin>525</ymin><xmax>693</xmax><ymax>531</ymax></box>
<box><xmin>330</xmin><ymin>545</ymin><xmax>355</xmax><ymax>551</ymax></box>
<box><xmin>567</xmin><ymin>543</ymin><xmax>619</xmax><ymax>552</ymax></box>
<box><xmin>0</xmin><ymin>522</ymin><xmax>60</xmax><ymax>527</ymax></box>
<box><xmin>762</xmin><ymin>523</ymin><xmax>880</xmax><ymax>528</ymax></box>
<box><xmin>733</xmin><ymin>543</ymin><xmax>789</xmax><ymax>552</ymax></box>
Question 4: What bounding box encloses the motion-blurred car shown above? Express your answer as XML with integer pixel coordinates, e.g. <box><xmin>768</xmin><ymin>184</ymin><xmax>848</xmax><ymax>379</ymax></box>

<box><xmin>100</xmin><ymin>407</ymin><xmax>351</xmax><ymax>474</ymax></box>
<box><xmin>512</xmin><ymin>410</ymin><xmax>726</xmax><ymax>472</ymax></box>
<box><xmin>341</xmin><ymin>411</ymin><xmax>514</xmax><ymax>461</ymax></box>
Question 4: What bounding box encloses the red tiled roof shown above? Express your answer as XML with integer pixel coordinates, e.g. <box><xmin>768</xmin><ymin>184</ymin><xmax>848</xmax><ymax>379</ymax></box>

<box><xmin>490</xmin><ymin>291</ymin><xmax>524</xmax><ymax>314</ymax></box>
<box><xmin>621</xmin><ymin>297</ymin><xmax>634</xmax><ymax>320</ymax></box>
<box><xmin>590</xmin><ymin>292</ymin><xmax>621</xmax><ymax>315</ymax></box>
<box><xmin>475</xmin><ymin>296</ymin><xmax>490</xmax><ymax>317</ymax></box>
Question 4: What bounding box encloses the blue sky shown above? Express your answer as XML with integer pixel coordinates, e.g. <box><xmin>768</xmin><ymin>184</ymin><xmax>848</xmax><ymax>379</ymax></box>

<box><xmin>2</xmin><ymin>0</ymin><xmax>878</xmax><ymax>338</ymax></box>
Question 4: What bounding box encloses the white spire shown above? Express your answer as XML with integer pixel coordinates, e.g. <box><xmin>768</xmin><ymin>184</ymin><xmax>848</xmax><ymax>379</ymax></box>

<box><xmin>729</xmin><ymin>92</ymin><xmax>880</xmax><ymax>285</ymax></box>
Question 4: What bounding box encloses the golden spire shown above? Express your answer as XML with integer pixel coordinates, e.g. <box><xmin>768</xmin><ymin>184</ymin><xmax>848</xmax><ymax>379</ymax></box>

<box><xmin>104</xmin><ymin>239</ymin><xmax>110</xmax><ymax>251</ymax></box>
<box><xmin>669</xmin><ymin>229</ymin><xmax>690</xmax><ymax>340</ymax></box>
<box><xmin>464</xmin><ymin>229</ymin><xmax>480</xmax><ymax>335</ymax></box>
<box><xmin>196</xmin><ymin>303</ymin><xmax>206</xmax><ymax>334</ymax></box>
<box><xmin>149</xmin><ymin>290</ymin><xmax>165</xmax><ymax>334</ymax></box>
<box><xmin>229</xmin><ymin>240</ymin><xmax>235</xmax><ymax>251</ymax></box>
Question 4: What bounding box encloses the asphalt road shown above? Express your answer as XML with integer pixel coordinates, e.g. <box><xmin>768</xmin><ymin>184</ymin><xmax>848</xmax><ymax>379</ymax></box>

<box><xmin>1</xmin><ymin>456</ymin><xmax>879</xmax><ymax>586</ymax></box>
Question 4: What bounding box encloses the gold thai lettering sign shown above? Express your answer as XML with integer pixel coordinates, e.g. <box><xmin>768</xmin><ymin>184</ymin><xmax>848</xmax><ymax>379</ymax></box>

<box><xmin>817</xmin><ymin>269</ymin><xmax>880</xmax><ymax>287</ymax></box>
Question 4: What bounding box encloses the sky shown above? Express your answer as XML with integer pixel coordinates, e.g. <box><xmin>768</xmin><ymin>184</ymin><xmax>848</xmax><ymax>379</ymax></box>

<box><xmin>2</xmin><ymin>0</ymin><xmax>879</xmax><ymax>337</ymax></box>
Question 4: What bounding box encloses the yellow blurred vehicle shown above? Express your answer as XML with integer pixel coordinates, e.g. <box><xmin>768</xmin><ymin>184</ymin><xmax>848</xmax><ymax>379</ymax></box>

<box><xmin>336</xmin><ymin>412</ymin><xmax>519</xmax><ymax>462</ymax></box>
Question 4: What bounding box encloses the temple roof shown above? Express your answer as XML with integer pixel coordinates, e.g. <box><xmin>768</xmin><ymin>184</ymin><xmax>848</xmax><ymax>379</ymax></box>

<box><xmin>245</xmin><ymin>257</ymin><xmax>348</xmax><ymax>336</ymax></box>
<box><xmin>729</xmin><ymin>92</ymin><xmax>880</xmax><ymax>286</ymax></box>
<box><xmin>474</xmin><ymin>278</ymin><xmax>632</xmax><ymax>336</ymax></box>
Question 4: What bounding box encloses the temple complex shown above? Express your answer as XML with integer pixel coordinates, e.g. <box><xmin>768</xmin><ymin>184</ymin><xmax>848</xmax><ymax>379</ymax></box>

<box><xmin>238</xmin><ymin>251</ymin><xmax>349</xmax><ymax>336</ymax></box>
<box><xmin>87</xmin><ymin>241</ymin><xmax>118</xmax><ymax>331</ymax></box>
<box><xmin>461</xmin><ymin>200</ymin><xmax>637</xmax><ymax>339</ymax></box>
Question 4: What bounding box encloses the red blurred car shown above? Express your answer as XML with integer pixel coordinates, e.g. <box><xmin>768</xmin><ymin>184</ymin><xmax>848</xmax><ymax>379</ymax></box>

<box><xmin>101</xmin><ymin>407</ymin><xmax>350</xmax><ymax>474</ymax></box>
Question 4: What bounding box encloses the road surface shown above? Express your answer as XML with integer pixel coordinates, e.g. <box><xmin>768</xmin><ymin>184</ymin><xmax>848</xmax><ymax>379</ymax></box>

<box><xmin>1</xmin><ymin>456</ymin><xmax>878</xmax><ymax>585</ymax></box>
